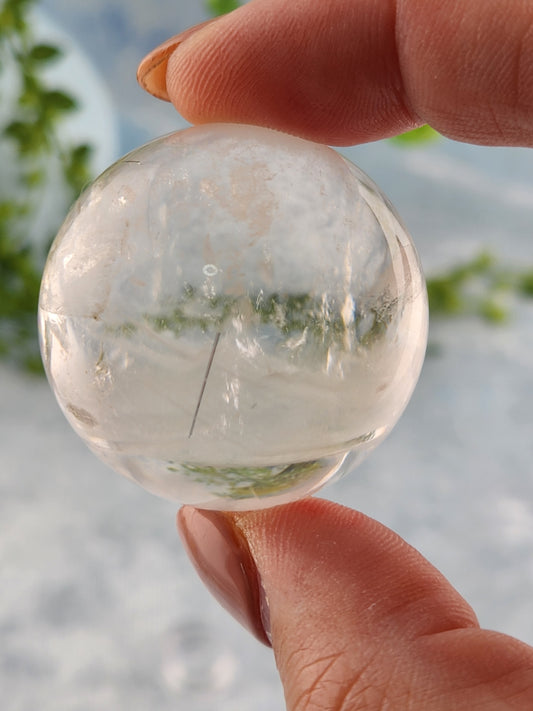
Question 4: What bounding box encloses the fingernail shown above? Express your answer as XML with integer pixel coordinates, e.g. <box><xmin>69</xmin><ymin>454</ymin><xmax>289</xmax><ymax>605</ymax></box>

<box><xmin>177</xmin><ymin>507</ymin><xmax>272</xmax><ymax>647</ymax></box>
<box><xmin>137</xmin><ymin>18</ymin><xmax>218</xmax><ymax>101</ymax></box>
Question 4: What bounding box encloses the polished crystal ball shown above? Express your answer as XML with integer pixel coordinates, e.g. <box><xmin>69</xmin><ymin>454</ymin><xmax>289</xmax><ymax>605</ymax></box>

<box><xmin>38</xmin><ymin>123</ymin><xmax>428</xmax><ymax>510</ymax></box>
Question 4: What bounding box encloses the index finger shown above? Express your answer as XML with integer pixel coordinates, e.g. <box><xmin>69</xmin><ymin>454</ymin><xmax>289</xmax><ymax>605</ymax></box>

<box><xmin>138</xmin><ymin>0</ymin><xmax>533</xmax><ymax>147</ymax></box>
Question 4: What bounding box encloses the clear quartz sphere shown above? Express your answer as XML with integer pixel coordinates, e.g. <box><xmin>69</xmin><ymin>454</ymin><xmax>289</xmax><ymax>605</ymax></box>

<box><xmin>38</xmin><ymin>123</ymin><xmax>428</xmax><ymax>511</ymax></box>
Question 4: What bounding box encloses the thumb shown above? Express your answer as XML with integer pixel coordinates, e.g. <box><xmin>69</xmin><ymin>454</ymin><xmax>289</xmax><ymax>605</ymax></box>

<box><xmin>178</xmin><ymin>498</ymin><xmax>533</xmax><ymax>710</ymax></box>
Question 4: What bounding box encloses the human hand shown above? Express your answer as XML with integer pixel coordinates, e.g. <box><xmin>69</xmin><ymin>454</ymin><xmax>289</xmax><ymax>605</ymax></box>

<box><xmin>137</xmin><ymin>2</ymin><xmax>533</xmax><ymax>708</ymax></box>
<box><xmin>138</xmin><ymin>0</ymin><xmax>533</xmax><ymax>147</ymax></box>
<box><xmin>177</xmin><ymin>500</ymin><xmax>533</xmax><ymax>710</ymax></box>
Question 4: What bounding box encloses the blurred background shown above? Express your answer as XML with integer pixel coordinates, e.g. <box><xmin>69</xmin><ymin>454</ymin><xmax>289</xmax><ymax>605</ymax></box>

<box><xmin>1</xmin><ymin>1</ymin><xmax>533</xmax><ymax>709</ymax></box>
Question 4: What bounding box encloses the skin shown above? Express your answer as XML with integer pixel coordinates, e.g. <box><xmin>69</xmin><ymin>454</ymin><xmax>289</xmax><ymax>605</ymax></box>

<box><xmin>138</xmin><ymin>1</ymin><xmax>533</xmax><ymax>708</ymax></box>
<box><xmin>163</xmin><ymin>0</ymin><xmax>533</xmax><ymax>146</ymax></box>
<box><xmin>226</xmin><ymin>499</ymin><xmax>533</xmax><ymax>711</ymax></box>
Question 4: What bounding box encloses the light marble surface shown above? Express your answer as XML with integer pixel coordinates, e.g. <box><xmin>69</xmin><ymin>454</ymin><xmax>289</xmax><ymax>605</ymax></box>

<box><xmin>2</xmin><ymin>1</ymin><xmax>533</xmax><ymax>709</ymax></box>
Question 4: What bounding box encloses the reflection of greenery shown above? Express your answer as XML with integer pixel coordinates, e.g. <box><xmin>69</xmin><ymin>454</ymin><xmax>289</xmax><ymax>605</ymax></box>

<box><xmin>0</xmin><ymin>0</ymin><xmax>92</xmax><ymax>371</ymax></box>
<box><xmin>122</xmin><ymin>259</ymin><xmax>533</xmax><ymax>362</ymax></box>
<box><xmin>426</xmin><ymin>251</ymin><xmax>533</xmax><ymax>324</ymax></box>
<box><xmin>171</xmin><ymin>459</ymin><xmax>322</xmax><ymax>498</ymax></box>
<box><xmin>146</xmin><ymin>286</ymin><xmax>393</xmax><ymax>353</ymax></box>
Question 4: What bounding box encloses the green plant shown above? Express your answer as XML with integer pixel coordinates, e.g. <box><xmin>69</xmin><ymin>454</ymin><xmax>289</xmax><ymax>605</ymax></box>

<box><xmin>426</xmin><ymin>251</ymin><xmax>533</xmax><ymax>325</ymax></box>
<box><xmin>205</xmin><ymin>0</ymin><xmax>240</xmax><ymax>14</ymax></box>
<box><xmin>0</xmin><ymin>0</ymin><xmax>92</xmax><ymax>372</ymax></box>
<box><xmin>390</xmin><ymin>124</ymin><xmax>441</xmax><ymax>146</ymax></box>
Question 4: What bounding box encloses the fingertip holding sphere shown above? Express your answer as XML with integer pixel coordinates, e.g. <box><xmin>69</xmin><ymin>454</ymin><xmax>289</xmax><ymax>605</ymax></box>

<box><xmin>38</xmin><ymin>124</ymin><xmax>428</xmax><ymax>510</ymax></box>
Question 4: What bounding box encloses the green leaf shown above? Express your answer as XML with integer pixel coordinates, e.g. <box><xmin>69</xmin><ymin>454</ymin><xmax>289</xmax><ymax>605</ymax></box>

<box><xmin>519</xmin><ymin>272</ymin><xmax>533</xmax><ymax>297</ymax></box>
<box><xmin>206</xmin><ymin>0</ymin><xmax>241</xmax><ymax>16</ymax></box>
<box><xmin>18</xmin><ymin>71</ymin><xmax>43</xmax><ymax>107</ymax></box>
<box><xmin>426</xmin><ymin>276</ymin><xmax>464</xmax><ymax>316</ymax></box>
<box><xmin>3</xmin><ymin>119</ymin><xmax>48</xmax><ymax>154</ymax></box>
<box><xmin>23</xmin><ymin>353</ymin><xmax>44</xmax><ymax>375</ymax></box>
<box><xmin>28</xmin><ymin>43</ymin><xmax>62</xmax><ymax>63</ymax></box>
<box><xmin>0</xmin><ymin>200</ymin><xmax>28</xmax><ymax>221</ymax></box>
<box><xmin>22</xmin><ymin>168</ymin><xmax>45</xmax><ymax>187</ymax></box>
<box><xmin>42</xmin><ymin>89</ymin><xmax>77</xmax><ymax>114</ymax></box>
<box><xmin>479</xmin><ymin>299</ymin><xmax>508</xmax><ymax>324</ymax></box>
<box><xmin>63</xmin><ymin>143</ymin><xmax>93</xmax><ymax>195</ymax></box>
<box><xmin>390</xmin><ymin>125</ymin><xmax>440</xmax><ymax>146</ymax></box>
<box><xmin>0</xmin><ymin>0</ymin><xmax>34</xmax><ymax>35</ymax></box>
<box><xmin>453</xmin><ymin>251</ymin><xmax>494</xmax><ymax>280</ymax></box>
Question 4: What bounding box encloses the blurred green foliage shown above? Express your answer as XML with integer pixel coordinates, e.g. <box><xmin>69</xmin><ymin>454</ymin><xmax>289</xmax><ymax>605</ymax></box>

<box><xmin>427</xmin><ymin>251</ymin><xmax>533</xmax><ymax>325</ymax></box>
<box><xmin>0</xmin><ymin>0</ymin><xmax>532</xmax><ymax>374</ymax></box>
<box><xmin>0</xmin><ymin>0</ymin><xmax>92</xmax><ymax>372</ymax></box>
<box><xmin>390</xmin><ymin>124</ymin><xmax>441</xmax><ymax>146</ymax></box>
<box><xmin>205</xmin><ymin>0</ymin><xmax>240</xmax><ymax>14</ymax></box>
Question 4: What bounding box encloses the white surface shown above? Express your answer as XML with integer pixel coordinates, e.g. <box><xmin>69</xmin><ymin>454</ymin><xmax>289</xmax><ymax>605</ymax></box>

<box><xmin>2</xmin><ymin>1</ymin><xmax>533</xmax><ymax>709</ymax></box>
